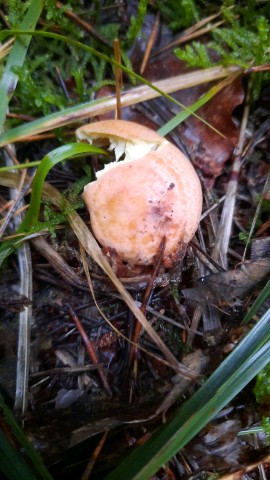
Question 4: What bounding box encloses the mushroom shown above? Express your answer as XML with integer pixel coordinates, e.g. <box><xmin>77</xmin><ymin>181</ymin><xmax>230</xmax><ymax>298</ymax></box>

<box><xmin>76</xmin><ymin>119</ymin><xmax>202</xmax><ymax>268</ymax></box>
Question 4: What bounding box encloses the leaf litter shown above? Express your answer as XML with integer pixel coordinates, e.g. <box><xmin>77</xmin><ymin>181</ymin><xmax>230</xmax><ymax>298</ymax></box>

<box><xmin>0</xmin><ymin>2</ymin><xmax>270</xmax><ymax>479</ymax></box>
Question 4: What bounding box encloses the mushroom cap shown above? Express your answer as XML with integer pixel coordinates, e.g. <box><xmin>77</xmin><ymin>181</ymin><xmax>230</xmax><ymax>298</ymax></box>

<box><xmin>80</xmin><ymin>121</ymin><xmax>202</xmax><ymax>267</ymax></box>
<box><xmin>76</xmin><ymin>119</ymin><xmax>164</xmax><ymax>145</ymax></box>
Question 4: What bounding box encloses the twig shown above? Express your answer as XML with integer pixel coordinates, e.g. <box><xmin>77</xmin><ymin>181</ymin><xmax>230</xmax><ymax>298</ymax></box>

<box><xmin>29</xmin><ymin>364</ymin><xmax>101</xmax><ymax>377</ymax></box>
<box><xmin>128</xmin><ymin>237</ymin><xmax>166</xmax><ymax>370</ymax></box>
<box><xmin>0</xmin><ymin>167</ymin><xmax>31</xmax><ymax>238</ymax></box>
<box><xmin>0</xmin><ymin>65</ymin><xmax>242</xmax><ymax>148</ymax></box>
<box><xmin>3</xmin><ymin>147</ymin><xmax>33</xmax><ymax>415</ymax></box>
<box><xmin>31</xmin><ymin>235</ymin><xmax>89</xmax><ymax>290</ymax></box>
<box><xmin>81</xmin><ymin>431</ymin><xmax>108</xmax><ymax>480</ymax></box>
<box><xmin>217</xmin><ymin>454</ymin><xmax>270</xmax><ymax>479</ymax></box>
<box><xmin>56</xmin><ymin>1</ymin><xmax>112</xmax><ymax>48</ymax></box>
<box><xmin>140</xmin><ymin>12</ymin><xmax>160</xmax><ymax>74</ymax></box>
<box><xmin>68</xmin><ymin>305</ymin><xmax>112</xmax><ymax>397</ymax></box>
<box><xmin>151</xmin><ymin>8</ymin><xmax>234</xmax><ymax>57</ymax></box>
<box><xmin>212</xmin><ymin>79</ymin><xmax>252</xmax><ymax>268</ymax></box>
<box><xmin>242</xmin><ymin>171</ymin><xmax>270</xmax><ymax>262</ymax></box>
<box><xmin>55</xmin><ymin>65</ymin><xmax>71</xmax><ymax>100</ymax></box>
<box><xmin>113</xmin><ymin>39</ymin><xmax>122</xmax><ymax>120</ymax></box>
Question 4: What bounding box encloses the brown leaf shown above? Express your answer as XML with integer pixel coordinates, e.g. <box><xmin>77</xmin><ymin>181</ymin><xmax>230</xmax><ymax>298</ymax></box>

<box><xmin>127</xmin><ymin>14</ymin><xmax>245</xmax><ymax>185</ymax></box>
<box><xmin>182</xmin><ymin>258</ymin><xmax>270</xmax><ymax>309</ymax></box>
<box><xmin>135</xmin><ymin>50</ymin><xmax>244</xmax><ymax>186</ymax></box>
<box><xmin>178</xmin><ymin>76</ymin><xmax>244</xmax><ymax>183</ymax></box>
<box><xmin>0</xmin><ymin>291</ymin><xmax>31</xmax><ymax>312</ymax></box>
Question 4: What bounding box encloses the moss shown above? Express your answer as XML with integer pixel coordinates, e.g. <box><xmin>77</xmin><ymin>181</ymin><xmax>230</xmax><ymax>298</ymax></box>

<box><xmin>174</xmin><ymin>1</ymin><xmax>270</xmax><ymax>100</ymax></box>
<box><xmin>261</xmin><ymin>417</ymin><xmax>270</xmax><ymax>445</ymax></box>
<box><xmin>253</xmin><ymin>363</ymin><xmax>270</xmax><ymax>405</ymax></box>
<box><xmin>125</xmin><ymin>0</ymin><xmax>148</xmax><ymax>45</ymax></box>
<box><xmin>155</xmin><ymin>0</ymin><xmax>200</xmax><ymax>31</ymax></box>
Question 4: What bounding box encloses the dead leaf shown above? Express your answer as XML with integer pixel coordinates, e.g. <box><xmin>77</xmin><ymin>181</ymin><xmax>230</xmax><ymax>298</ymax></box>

<box><xmin>182</xmin><ymin>258</ymin><xmax>270</xmax><ymax>310</ymax></box>
<box><xmin>0</xmin><ymin>291</ymin><xmax>31</xmax><ymax>312</ymax></box>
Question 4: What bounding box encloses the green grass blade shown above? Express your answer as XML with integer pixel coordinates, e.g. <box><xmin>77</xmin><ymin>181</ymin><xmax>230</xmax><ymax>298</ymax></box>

<box><xmin>0</xmin><ymin>396</ymin><xmax>53</xmax><ymax>480</ymax></box>
<box><xmin>0</xmin><ymin>29</ymin><xmax>207</xmax><ymax>111</ymax></box>
<box><xmin>157</xmin><ymin>71</ymin><xmax>240</xmax><ymax>136</ymax></box>
<box><xmin>21</xmin><ymin>143</ymin><xmax>106</xmax><ymax>230</ymax></box>
<box><xmin>0</xmin><ymin>1</ymin><xmax>43</xmax><ymax>131</ymax></box>
<box><xmin>0</xmin><ymin>95</ymin><xmax>110</xmax><ymax>147</ymax></box>
<box><xmin>242</xmin><ymin>279</ymin><xmax>270</xmax><ymax>324</ymax></box>
<box><xmin>0</xmin><ymin>143</ymin><xmax>106</xmax><ymax>265</ymax></box>
<box><xmin>106</xmin><ymin>308</ymin><xmax>270</xmax><ymax>479</ymax></box>
<box><xmin>0</xmin><ymin>429</ymin><xmax>37</xmax><ymax>480</ymax></box>
<box><xmin>0</xmin><ymin>161</ymin><xmax>41</xmax><ymax>173</ymax></box>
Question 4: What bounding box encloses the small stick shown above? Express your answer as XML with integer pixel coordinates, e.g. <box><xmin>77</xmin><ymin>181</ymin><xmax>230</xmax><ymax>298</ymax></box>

<box><xmin>0</xmin><ymin>166</ymin><xmax>30</xmax><ymax>238</ymax></box>
<box><xmin>128</xmin><ymin>237</ymin><xmax>166</xmax><ymax>371</ymax></box>
<box><xmin>6</xmin><ymin>113</ymin><xmax>36</xmax><ymax>121</ymax></box>
<box><xmin>212</xmin><ymin>79</ymin><xmax>252</xmax><ymax>268</ymax></box>
<box><xmin>81</xmin><ymin>431</ymin><xmax>108</xmax><ymax>480</ymax></box>
<box><xmin>56</xmin><ymin>1</ymin><xmax>111</xmax><ymax>48</ymax></box>
<box><xmin>151</xmin><ymin>10</ymin><xmax>231</xmax><ymax>57</ymax></box>
<box><xmin>68</xmin><ymin>305</ymin><xmax>112</xmax><ymax>397</ymax></box>
<box><xmin>113</xmin><ymin>39</ymin><xmax>122</xmax><ymax>120</ymax></box>
<box><xmin>55</xmin><ymin>65</ymin><xmax>70</xmax><ymax>100</ymax></box>
<box><xmin>140</xmin><ymin>12</ymin><xmax>160</xmax><ymax>74</ymax></box>
<box><xmin>245</xmin><ymin>64</ymin><xmax>270</xmax><ymax>74</ymax></box>
<box><xmin>29</xmin><ymin>365</ymin><xmax>101</xmax><ymax>377</ymax></box>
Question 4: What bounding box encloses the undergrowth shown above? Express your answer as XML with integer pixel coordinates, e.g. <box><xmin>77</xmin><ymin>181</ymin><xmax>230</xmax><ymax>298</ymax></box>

<box><xmin>174</xmin><ymin>2</ymin><xmax>270</xmax><ymax>99</ymax></box>
<box><xmin>3</xmin><ymin>0</ymin><xmax>119</xmax><ymax>122</ymax></box>
<box><xmin>3</xmin><ymin>0</ymin><xmax>270</xmax><ymax>121</ymax></box>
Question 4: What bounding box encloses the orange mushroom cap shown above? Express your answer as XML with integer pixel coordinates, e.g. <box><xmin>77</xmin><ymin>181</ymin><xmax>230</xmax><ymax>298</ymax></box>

<box><xmin>76</xmin><ymin>120</ymin><xmax>202</xmax><ymax>267</ymax></box>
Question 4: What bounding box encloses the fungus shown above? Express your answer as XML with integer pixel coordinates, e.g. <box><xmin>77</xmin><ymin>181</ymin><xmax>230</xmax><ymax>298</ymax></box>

<box><xmin>76</xmin><ymin>119</ymin><xmax>202</xmax><ymax>268</ymax></box>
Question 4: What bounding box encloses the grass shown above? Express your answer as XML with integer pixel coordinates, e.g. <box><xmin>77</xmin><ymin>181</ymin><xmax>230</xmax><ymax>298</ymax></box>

<box><xmin>0</xmin><ymin>1</ymin><xmax>270</xmax><ymax>479</ymax></box>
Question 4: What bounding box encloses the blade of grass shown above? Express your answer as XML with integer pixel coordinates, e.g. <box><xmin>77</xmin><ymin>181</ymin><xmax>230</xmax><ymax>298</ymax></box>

<box><xmin>0</xmin><ymin>143</ymin><xmax>106</xmax><ymax>265</ymax></box>
<box><xmin>0</xmin><ymin>395</ymin><xmax>53</xmax><ymax>480</ymax></box>
<box><xmin>0</xmin><ymin>65</ymin><xmax>240</xmax><ymax>148</ymax></box>
<box><xmin>0</xmin><ymin>29</ymin><xmax>242</xmax><ymax>142</ymax></box>
<box><xmin>106</xmin><ymin>308</ymin><xmax>270</xmax><ymax>480</ymax></box>
<box><xmin>0</xmin><ymin>161</ymin><xmax>41</xmax><ymax>173</ymax></box>
<box><xmin>242</xmin><ymin>279</ymin><xmax>270</xmax><ymax>324</ymax></box>
<box><xmin>0</xmin><ymin>0</ymin><xmax>43</xmax><ymax>131</ymax></box>
<box><xmin>0</xmin><ymin>429</ymin><xmax>37</xmax><ymax>480</ymax></box>
<box><xmin>21</xmin><ymin>143</ymin><xmax>106</xmax><ymax>230</ymax></box>
<box><xmin>157</xmin><ymin>70</ymin><xmax>242</xmax><ymax>136</ymax></box>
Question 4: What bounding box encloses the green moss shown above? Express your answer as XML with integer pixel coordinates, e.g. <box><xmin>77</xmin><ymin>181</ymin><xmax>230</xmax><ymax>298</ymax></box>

<box><xmin>125</xmin><ymin>0</ymin><xmax>147</xmax><ymax>45</ymax></box>
<box><xmin>155</xmin><ymin>0</ymin><xmax>200</xmax><ymax>31</ymax></box>
<box><xmin>174</xmin><ymin>1</ymin><xmax>270</xmax><ymax>99</ymax></box>
<box><xmin>4</xmin><ymin>1</ymin><xmax>119</xmax><ymax>116</ymax></box>
<box><xmin>175</xmin><ymin>42</ymin><xmax>212</xmax><ymax>69</ymax></box>
<box><xmin>5</xmin><ymin>0</ymin><xmax>32</xmax><ymax>27</ymax></box>
<box><xmin>253</xmin><ymin>363</ymin><xmax>270</xmax><ymax>405</ymax></box>
<box><xmin>261</xmin><ymin>417</ymin><xmax>270</xmax><ymax>444</ymax></box>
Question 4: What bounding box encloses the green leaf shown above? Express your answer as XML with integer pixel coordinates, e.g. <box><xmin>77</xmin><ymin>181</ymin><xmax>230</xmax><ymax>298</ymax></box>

<box><xmin>253</xmin><ymin>363</ymin><xmax>270</xmax><ymax>404</ymax></box>
<box><xmin>0</xmin><ymin>395</ymin><xmax>53</xmax><ymax>480</ymax></box>
<box><xmin>242</xmin><ymin>279</ymin><xmax>270</xmax><ymax>324</ymax></box>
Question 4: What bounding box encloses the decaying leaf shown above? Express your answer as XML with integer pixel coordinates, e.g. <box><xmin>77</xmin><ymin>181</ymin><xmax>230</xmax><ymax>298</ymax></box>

<box><xmin>182</xmin><ymin>258</ymin><xmax>270</xmax><ymax>310</ymax></box>
<box><xmin>0</xmin><ymin>291</ymin><xmax>31</xmax><ymax>312</ymax></box>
